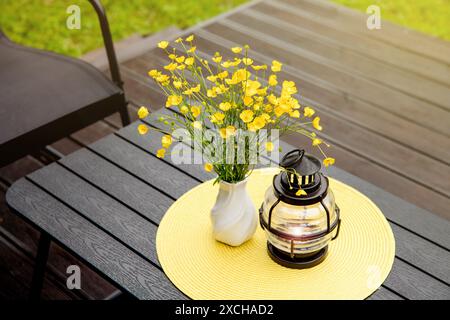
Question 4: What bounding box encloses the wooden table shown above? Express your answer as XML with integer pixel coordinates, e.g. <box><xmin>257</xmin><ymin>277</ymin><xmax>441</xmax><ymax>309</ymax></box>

<box><xmin>6</xmin><ymin>109</ymin><xmax>450</xmax><ymax>300</ymax></box>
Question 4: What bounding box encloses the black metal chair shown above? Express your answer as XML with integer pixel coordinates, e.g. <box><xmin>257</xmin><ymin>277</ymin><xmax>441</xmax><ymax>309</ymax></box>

<box><xmin>0</xmin><ymin>0</ymin><xmax>130</xmax><ymax>167</ymax></box>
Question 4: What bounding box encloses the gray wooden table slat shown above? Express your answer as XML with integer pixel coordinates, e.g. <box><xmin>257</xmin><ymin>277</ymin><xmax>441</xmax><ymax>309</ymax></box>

<box><xmin>384</xmin><ymin>259</ymin><xmax>450</xmax><ymax>300</ymax></box>
<box><xmin>89</xmin><ymin>134</ymin><xmax>198</xmax><ymax>199</ymax></box>
<box><xmin>27</xmin><ymin>163</ymin><xmax>160</xmax><ymax>267</ymax></box>
<box><xmin>5</xmin><ymin>179</ymin><xmax>185</xmax><ymax>300</ymax></box>
<box><xmin>368</xmin><ymin>287</ymin><xmax>403</xmax><ymax>301</ymax></box>
<box><xmin>59</xmin><ymin>148</ymin><xmax>172</xmax><ymax>224</ymax></box>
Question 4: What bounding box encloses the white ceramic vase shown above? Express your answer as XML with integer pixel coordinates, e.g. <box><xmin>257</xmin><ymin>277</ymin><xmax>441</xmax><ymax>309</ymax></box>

<box><xmin>210</xmin><ymin>178</ymin><xmax>257</xmax><ymax>246</ymax></box>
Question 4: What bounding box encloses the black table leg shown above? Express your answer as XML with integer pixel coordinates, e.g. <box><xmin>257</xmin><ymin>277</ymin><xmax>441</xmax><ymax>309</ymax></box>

<box><xmin>30</xmin><ymin>232</ymin><xmax>51</xmax><ymax>300</ymax></box>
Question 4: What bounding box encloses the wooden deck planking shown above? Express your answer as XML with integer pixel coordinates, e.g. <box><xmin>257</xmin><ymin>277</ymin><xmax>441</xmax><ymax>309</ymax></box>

<box><xmin>231</xmin><ymin>8</ymin><xmax>450</xmax><ymax>110</ymax></box>
<box><xmin>279</xmin><ymin>0</ymin><xmax>450</xmax><ymax>65</ymax></box>
<box><xmin>277</xmin><ymin>0</ymin><xmax>450</xmax><ymax>79</ymax></box>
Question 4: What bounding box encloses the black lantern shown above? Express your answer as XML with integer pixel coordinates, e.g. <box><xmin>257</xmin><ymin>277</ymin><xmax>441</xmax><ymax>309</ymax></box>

<box><xmin>259</xmin><ymin>149</ymin><xmax>341</xmax><ymax>269</ymax></box>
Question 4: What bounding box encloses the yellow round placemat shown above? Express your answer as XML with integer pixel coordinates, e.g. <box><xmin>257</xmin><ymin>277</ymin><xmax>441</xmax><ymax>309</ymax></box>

<box><xmin>156</xmin><ymin>168</ymin><xmax>395</xmax><ymax>300</ymax></box>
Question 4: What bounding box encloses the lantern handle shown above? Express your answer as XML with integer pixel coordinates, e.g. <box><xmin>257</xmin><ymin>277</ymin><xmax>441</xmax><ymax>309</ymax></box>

<box><xmin>280</xmin><ymin>149</ymin><xmax>305</xmax><ymax>168</ymax></box>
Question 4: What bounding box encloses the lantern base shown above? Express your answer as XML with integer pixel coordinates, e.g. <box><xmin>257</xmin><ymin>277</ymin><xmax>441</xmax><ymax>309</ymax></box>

<box><xmin>267</xmin><ymin>242</ymin><xmax>328</xmax><ymax>269</ymax></box>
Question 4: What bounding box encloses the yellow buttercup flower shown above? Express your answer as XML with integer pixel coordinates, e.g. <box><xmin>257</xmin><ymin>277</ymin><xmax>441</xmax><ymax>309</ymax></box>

<box><xmin>156</xmin><ymin>148</ymin><xmax>166</xmax><ymax>158</ymax></box>
<box><xmin>148</xmin><ymin>69</ymin><xmax>158</xmax><ymax>77</ymax></box>
<box><xmin>252</xmin><ymin>115</ymin><xmax>266</xmax><ymax>130</ymax></box>
<box><xmin>217</xmin><ymin>70</ymin><xmax>229</xmax><ymax>79</ymax></box>
<box><xmin>168</xmin><ymin>53</ymin><xmax>176</xmax><ymax>60</ymax></box>
<box><xmin>137</xmin><ymin>106</ymin><xmax>149</xmax><ymax>119</ymax></box>
<box><xmin>219</xmin><ymin>102</ymin><xmax>231</xmax><ymax>111</ymax></box>
<box><xmin>274</xmin><ymin>106</ymin><xmax>285</xmax><ymax>118</ymax></box>
<box><xmin>187</xmin><ymin>46</ymin><xmax>196</xmax><ymax>53</ymax></box>
<box><xmin>240</xmin><ymin>110</ymin><xmax>254</xmax><ymax>123</ymax></box>
<box><xmin>175</xmin><ymin>37</ymin><xmax>183</xmax><ymax>43</ymax></box>
<box><xmin>176</xmin><ymin>64</ymin><xmax>186</xmax><ymax>70</ymax></box>
<box><xmin>165</xmin><ymin>95</ymin><xmax>182</xmax><ymax>107</ymax></box>
<box><xmin>264</xmin><ymin>104</ymin><xmax>273</xmax><ymax>113</ymax></box>
<box><xmin>253</xmin><ymin>102</ymin><xmax>261</xmax><ymax>111</ymax></box>
<box><xmin>207</xmin><ymin>89</ymin><xmax>216</xmax><ymax>98</ymax></box>
<box><xmin>186</xmin><ymin>34</ymin><xmax>194</xmax><ymax>42</ymax></box>
<box><xmin>180</xmin><ymin>105</ymin><xmax>189</xmax><ymax>114</ymax></box>
<box><xmin>156</xmin><ymin>74</ymin><xmax>170</xmax><ymax>83</ymax></box>
<box><xmin>265</xmin><ymin>141</ymin><xmax>274</xmax><ymax>152</ymax></box>
<box><xmin>268</xmin><ymin>74</ymin><xmax>277</xmax><ymax>86</ymax></box>
<box><xmin>312</xmin><ymin>116</ymin><xmax>322</xmax><ymax>131</ymax></box>
<box><xmin>304</xmin><ymin>106</ymin><xmax>315</xmax><ymax>117</ymax></box>
<box><xmin>230</xmin><ymin>58</ymin><xmax>241</xmax><ymax>67</ymax></box>
<box><xmin>242</xmin><ymin>58</ymin><xmax>253</xmax><ymax>65</ymax></box>
<box><xmin>221</xmin><ymin>61</ymin><xmax>232</xmax><ymax>68</ymax></box>
<box><xmin>164</xmin><ymin>62</ymin><xmax>177</xmax><ymax>71</ymax></box>
<box><xmin>261</xmin><ymin>113</ymin><xmax>271</xmax><ymax>121</ymax></box>
<box><xmin>175</xmin><ymin>56</ymin><xmax>185</xmax><ymax>63</ymax></box>
<box><xmin>282</xmin><ymin>81</ymin><xmax>297</xmax><ymax>96</ymax></box>
<box><xmin>251</xmin><ymin>65</ymin><xmax>267</xmax><ymax>71</ymax></box>
<box><xmin>231</xmin><ymin>47</ymin><xmax>242</xmax><ymax>53</ymax></box>
<box><xmin>161</xmin><ymin>135</ymin><xmax>172</xmax><ymax>148</ymax></box>
<box><xmin>204</xmin><ymin>163</ymin><xmax>213</xmax><ymax>172</ymax></box>
<box><xmin>295</xmin><ymin>189</ymin><xmax>307</xmax><ymax>196</ymax></box>
<box><xmin>137</xmin><ymin>124</ymin><xmax>148</xmax><ymax>135</ymax></box>
<box><xmin>207</xmin><ymin>75</ymin><xmax>217</xmax><ymax>82</ymax></box>
<box><xmin>191</xmin><ymin>84</ymin><xmax>201</xmax><ymax>93</ymax></box>
<box><xmin>257</xmin><ymin>87</ymin><xmax>268</xmax><ymax>96</ymax></box>
<box><xmin>271</xmin><ymin>60</ymin><xmax>282</xmax><ymax>72</ymax></box>
<box><xmin>219</xmin><ymin>125</ymin><xmax>236</xmax><ymax>139</ymax></box>
<box><xmin>227</xmin><ymin>69</ymin><xmax>249</xmax><ymax>85</ymax></box>
<box><xmin>212</xmin><ymin>56</ymin><xmax>222</xmax><ymax>63</ymax></box>
<box><xmin>211</xmin><ymin>112</ymin><xmax>225</xmax><ymax>124</ymax></box>
<box><xmin>183</xmin><ymin>88</ymin><xmax>193</xmax><ymax>96</ymax></box>
<box><xmin>226</xmin><ymin>125</ymin><xmax>236</xmax><ymax>135</ymax></box>
<box><xmin>192</xmin><ymin>121</ymin><xmax>202</xmax><ymax>129</ymax></box>
<box><xmin>312</xmin><ymin>138</ymin><xmax>322</xmax><ymax>146</ymax></box>
<box><xmin>267</xmin><ymin>94</ymin><xmax>278</xmax><ymax>105</ymax></box>
<box><xmin>323</xmin><ymin>157</ymin><xmax>335</xmax><ymax>167</ymax></box>
<box><xmin>219</xmin><ymin>128</ymin><xmax>227</xmax><ymax>139</ymax></box>
<box><xmin>173</xmin><ymin>80</ymin><xmax>182</xmax><ymax>89</ymax></box>
<box><xmin>185</xmin><ymin>57</ymin><xmax>194</xmax><ymax>66</ymax></box>
<box><xmin>289</xmin><ymin>110</ymin><xmax>300</xmax><ymax>118</ymax></box>
<box><xmin>158</xmin><ymin>41</ymin><xmax>169</xmax><ymax>49</ymax></box>
<box><xmin>243</xmin><ymin>96</ymin><xmax>253</xmax><ymax>106</ymax></box>
<box><xmin>247</xmin><ymin>122</ymin><xmax>257</xmax><ymax>132</ymax></box>
<box><xmin>243</xmin><ymin>79</ymin><xmax>261</xmax><ymax>96</ymax></box>
<box><xmin>190</xmin><ymin>106</ymin><xmax>201</xmax><ymax>118</ymax></box>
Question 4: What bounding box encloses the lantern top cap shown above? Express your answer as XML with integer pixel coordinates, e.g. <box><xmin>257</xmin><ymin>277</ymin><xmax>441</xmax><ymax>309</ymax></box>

<box><xmin>280</xmin><ymin>149</ymin><xmax>321</xmax><ymax>176</ymax></box>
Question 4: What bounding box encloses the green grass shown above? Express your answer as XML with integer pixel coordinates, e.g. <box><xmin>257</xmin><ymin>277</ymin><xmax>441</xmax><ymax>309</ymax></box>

<box><xmin>332</xmin><ymin>0</ymin><xmax>450</xmax><ymax>41</ymax></box>
<box><xmin>1</xmin><ymin>0</ymin><xmax>448</xmax><ymax>58</ymax></box>
<box><xmin>0</xmin><ymin>0</ymin><xmax>247</xmax><ymax>57</ymax></box>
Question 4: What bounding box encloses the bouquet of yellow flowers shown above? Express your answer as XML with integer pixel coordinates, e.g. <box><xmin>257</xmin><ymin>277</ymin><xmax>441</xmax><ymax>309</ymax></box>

<box><xmin>138</xmin><ymin>35</ymin><xmax>334</xmax><ymax>184</ymax></box>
